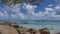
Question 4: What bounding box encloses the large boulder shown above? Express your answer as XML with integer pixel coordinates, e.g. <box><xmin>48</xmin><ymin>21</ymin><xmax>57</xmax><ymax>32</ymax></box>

<box><xmin>28</xmin><ymin>28</ymin><xmax>37</xmax><ymax>34</ymax></box>
<box><xmin>39</xmin><ymin>28</ymin><xmax>50</xmax><ymax>34</ymax></box>
<box><xmin>55</xmin><ymin>32</ymin><xmax>60</xmax><ymax>34</ymax></box>
<box><xmin>35</xmin><ymin>31</ymin><xmax>41</xmax><ymax>34</ymax></box>
<box><xmin>0</xmin><ymin>25</ymin><xmax>19</xmax><ymax>34</ymax></box>
<box><xmin>24</xmin><ymin>32</ymin><xmax>31</xmax><ymax>34</ymax></box>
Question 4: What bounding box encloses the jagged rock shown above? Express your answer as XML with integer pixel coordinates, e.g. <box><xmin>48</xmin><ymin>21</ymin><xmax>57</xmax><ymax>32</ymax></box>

<box><xmin>39</xmin><ymin>28</ymin><xmax>50</xmax><ymax>34</ymax></box>
<box><xmin>28</xmin><ymin>28</ymin><xmax>37</xmax><ymax>34</ymax></box>
<box><xmin>2</xmin><ymin>22</ymin><xmax>20</xmax><ymax>28</ymax></box>
<box><xmin>2</xmin><ymin>22</ymin><xmax>12</xmax><ymax>26</ymax></box>
<box><xmin>2</xmin><ymin>22</ymin><xmax>26</xmax><ymax>34</ymax></box>
<box><xmin>17</xmin><ymin>27</ymin><xmax>28</xmax><ymax>34</ymax></box>
<box><xmin>0</xmin><ymin>25</ymin><xmax>19</xmax><ymax>34</ymax></box>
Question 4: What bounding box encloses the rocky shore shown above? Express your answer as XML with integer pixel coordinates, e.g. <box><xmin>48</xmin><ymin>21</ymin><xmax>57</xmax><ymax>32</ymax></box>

<box><xmin>0</xmin><ymin>22</ymin><xmax>50</xmax><ymax>34</ymax></box>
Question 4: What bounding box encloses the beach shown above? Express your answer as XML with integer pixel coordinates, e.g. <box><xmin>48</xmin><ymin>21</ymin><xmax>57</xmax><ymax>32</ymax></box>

<box><xmin>0</xmin><ymin>20</ymin><xmax>60</xmax><ymax>34</ymax></box>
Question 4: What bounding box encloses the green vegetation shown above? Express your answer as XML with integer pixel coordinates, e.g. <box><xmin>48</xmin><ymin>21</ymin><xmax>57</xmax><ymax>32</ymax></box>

<box><xmin>13</xmin><ymin>0</ymin><xmax>22</xmax><ymax>4</ymax></box>
<box><xmin>2</xmin><ymin>0</ymin><xmax>44</xmax><ymax>6</ymax></box>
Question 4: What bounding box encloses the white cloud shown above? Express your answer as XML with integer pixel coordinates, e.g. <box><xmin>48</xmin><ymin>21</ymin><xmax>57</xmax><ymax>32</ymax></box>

<box><xmin>10</xmin><ymin>14</ymin><xmax>17</xmax><ymax>18</ymax></box>
<box><xmin>55</xmin><ymin>6</ymin><xmax>60</xmax><ymax>9</ymax></box>
<box><xmin>48</xmin><ymin>5</ymin><xmax>53</xmax><ymax>7</ymax></box>
<box><xmin>34</xmin><ymin>11</ymin><xmax>44</xmax><ymax>17</ymax></box>
<box><xmin>25</xmin><ymin>4</ymin><xmax>34</xmax><ymax>13</ymax></box>
<box><xmin>25</xmin><ymin>4</ymin><xmax>37</xmax><ymax>14</ymax></box>
<box><xmin>2</xmin><ymin>4</ymin><xmax>27</xmax><ymax>19</ymax></box>
<box><xmin>44</xmin><ymin>7</ymin><xmax>55</xmax><ymax>17</ymax></box>
<box><xmin>44</xmin><ymin>4</ymin><xmax>60</xmax><ymax>20</ymax></box>
<box><xmin>0</xmin><ymin>1</ymin><xmax>60</xmax><ymax>20</ymax></box>
<box><xmin>55</xmin><ymin>0</ymin><xmax>60</xmax><ymax>4</ymax></box>
<box><xmin>16</xmin><ymin>12</ymin><xmax>27</xmax><ymax>19</ymax></box>
<box><xmin>11</xmin><ymin>4</ymin><xmax>21</xmax><ymax>12</ymax></box>
<box><xmin>4</xmin><ymin>11</ymin><xmax>9</xmax><ymax>17</ymax></box>
<box><xmin>24</xmin><ymin>4</ymin><xmax>45</xmax><ymax>18</ymax></box>
<box><xmin>0</xmin><ymin>12</ymin><xmax>4</xmax><ymax>17</ymax></box>
<box><xmin>45</xmin><ymin>7</ymin><xmax>55</xmax><ymax>12</ymax></box>
<box><xmin>0</xmin><ymin>10</ymin><xmax>9</xmax><ymax>18</ymax></box>
<box><xmin>51</xmin><ymin>15</ymin><xmax>60</xmax><ymax>18</ymax></box>
<box><xmin>54</xmin><ymin>5</ymin><xmax>60</xmax><ymax>15</ymax></box>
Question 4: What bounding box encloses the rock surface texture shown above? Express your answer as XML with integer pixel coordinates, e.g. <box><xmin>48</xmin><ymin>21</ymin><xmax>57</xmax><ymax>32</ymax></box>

<box><xmin>0</xmin><ymin>25</ymin><xmax>19</xmax><ymax>34</ymax></box>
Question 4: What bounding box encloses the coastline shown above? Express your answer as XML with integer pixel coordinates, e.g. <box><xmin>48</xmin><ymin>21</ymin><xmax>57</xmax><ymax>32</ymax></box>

<box><xmin>0</xmin><ymin>21</ymin><xmax>60</xmax><ymax>34</ymax></box>
<box><xmin>0</xmin><ymin>21</ymin><xmax>50</xmax><ymax>34</ymax></box>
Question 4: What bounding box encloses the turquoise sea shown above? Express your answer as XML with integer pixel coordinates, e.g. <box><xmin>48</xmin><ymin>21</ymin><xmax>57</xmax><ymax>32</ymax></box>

<box><xmin>0</xmin><ymin>20</ymin><xmax>60</xmax><ymax>34</ymax></box>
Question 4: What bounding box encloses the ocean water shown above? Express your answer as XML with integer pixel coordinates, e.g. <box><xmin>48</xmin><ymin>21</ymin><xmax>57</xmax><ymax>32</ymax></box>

<box><xmin>0</xmin><ymin>20</ymin><xmax>60</xmax><ymax>34</ymax></box>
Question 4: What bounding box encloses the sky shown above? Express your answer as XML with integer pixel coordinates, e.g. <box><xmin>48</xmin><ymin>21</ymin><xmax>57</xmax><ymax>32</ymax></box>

<box><xmin>0</xmin><ymin>0</ymin><xmax>60</xmax><ymax>20</ymax></box>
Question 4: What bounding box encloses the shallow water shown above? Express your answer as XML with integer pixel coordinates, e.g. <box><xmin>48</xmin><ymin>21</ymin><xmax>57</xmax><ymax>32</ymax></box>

<box><xmin>0</xmin><ymin>20</ymin><xmax>60</xmax><ymax>34</ymax></box>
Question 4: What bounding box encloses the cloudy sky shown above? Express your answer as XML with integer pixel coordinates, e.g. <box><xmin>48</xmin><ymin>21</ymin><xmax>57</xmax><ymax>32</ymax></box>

<box><xmin>0</xmin><ymin>0</ymin><xmax>60</xmax><ymax>20</ymax></box>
